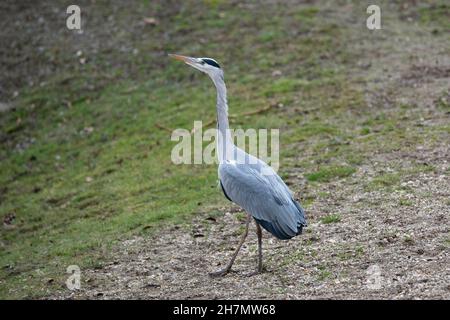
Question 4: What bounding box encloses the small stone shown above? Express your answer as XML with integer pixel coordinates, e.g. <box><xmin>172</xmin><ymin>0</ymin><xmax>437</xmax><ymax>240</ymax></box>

<box><xmin>272</xmin><ymin>70</ymin><xmax>282</xmax><ymax>77</ymax></box>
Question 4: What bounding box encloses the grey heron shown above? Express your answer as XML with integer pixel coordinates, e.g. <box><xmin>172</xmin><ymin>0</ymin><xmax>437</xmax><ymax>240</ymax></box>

<box><xmin>169</xmin><ymin>54</ymin><xmax>307</xmax><ymax>277</ymax></box>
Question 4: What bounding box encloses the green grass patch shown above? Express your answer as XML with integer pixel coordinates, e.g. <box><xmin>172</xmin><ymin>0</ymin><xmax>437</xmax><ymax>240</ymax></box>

<box><xmin>263</xmin><ymin>78</ymin><xmax>310</xmax><ymax>97</ymax></box>
<box><xmin>399</xmin><ymin>198</ymin><xmax>413</xmax><ymax>206</ymax></box>
<box><xmin>418</xmin><ymin>4</ymin><xmax>450</xmax><ymax>29</ymax></box>
<box><xmin>320</xmin><ymin>214</ymin><xmax>341</xmax><ymax>224</ymax></box>
<box><xmin>367</xmin><ymin>173</ymin><xmax>401</xmax><ymax>190</ymax></box>
<box><xmin>305</xmin><ymin>166</ymin><xmax>356</xmax><ymax>182</ymax></box>
<box><xmin>317</xmin><ymin>265</ymin><xmax>332</xmax><ymax>281</ymax></box>
<box><xmin>444</xmin><ymin>238</ymin><xmax>450</xmax><ymax>248</ymax></box>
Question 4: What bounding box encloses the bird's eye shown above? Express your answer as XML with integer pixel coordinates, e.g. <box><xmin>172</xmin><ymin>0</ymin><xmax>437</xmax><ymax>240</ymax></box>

<box><xmin>200</xmin><ymin>61</ymin><xmax>205</xmax><ymax>65</ymax></box>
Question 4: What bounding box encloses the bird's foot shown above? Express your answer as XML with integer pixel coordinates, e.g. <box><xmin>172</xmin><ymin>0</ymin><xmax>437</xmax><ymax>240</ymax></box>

<box><xmin>209</xmin><ymin>268</ymin><xmax>231</xmax><ymax>278</ymax></box>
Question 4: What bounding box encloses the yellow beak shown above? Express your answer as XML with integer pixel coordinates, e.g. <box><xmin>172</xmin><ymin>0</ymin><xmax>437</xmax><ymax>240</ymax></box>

<box><xmin>168</xmin><ymin>54</ymin><xmax>192</xmax><ymax>63</ymax></box>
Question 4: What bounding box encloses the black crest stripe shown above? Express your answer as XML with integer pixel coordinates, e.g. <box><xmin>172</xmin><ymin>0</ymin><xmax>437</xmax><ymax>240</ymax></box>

<box><xmin>202</xmin><ymin>58</ymin><xmax>221</xmax><ymax>68</ymax></box>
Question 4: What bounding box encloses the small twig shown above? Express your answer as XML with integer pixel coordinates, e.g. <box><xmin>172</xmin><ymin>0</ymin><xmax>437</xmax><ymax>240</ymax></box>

<box><xmin>121</xmin><ymin>85</ymin><xmax>139</xmax><ymax>94</ymax></box>
<box><xmin>236</xmin><ymin>104</ymin><xmax>274</xmax><ymax>117</ymax></box>
<box><xmin>354</xmin><ymin>132</ymin><xmax>377</xmax><ymax>140</ymax></box>
<box><xmin>154</xmin><ymin>123</ymin><xmax>173</xmax><ymax>133</ymax></box>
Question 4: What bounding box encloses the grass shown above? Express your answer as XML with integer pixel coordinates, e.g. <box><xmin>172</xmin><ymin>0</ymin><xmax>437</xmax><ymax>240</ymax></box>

<box><xmin>403</xmin><ymin>235</ymin><xmax>414</xmax><ymax>245</ymax></box>
<box><xmin>1</xmin><ymin>0</ymin><xmax>449</xmax><ymax>298</ymax></box>
<box><xmin>399</xmin><ymin>198</ymin><xmax>413</xmax><ymax>206</ymax></box>
<box><xmin>418</xmin><ymin>3</ymin><xmax>450</xmax><ymax>29</ymax></box>
<box><xmin>317</xmin><ymin>265</ymin><xmax>332</xmax><ymax>281</ymax></box>
<box><xmin>305</xmin><ymin>166</ymin><xmax>356</xmax><ymax>182</ymax></box>
<box><xmin>444</xmin><ymin>238</ymin><xmax>450</xmax><ymax>248</ymax></box>
<box><xmin>366</xmin><ymin>163</ymin><xmax>438</xmax><ymax>192</ymax></box>
<box><xmin>320</xmin><ymin>214</ymin><xmax>341</xmax><ymax>224</ymax></box>
<box><xmin>337</xmin><ymin>245</ymin><xmax>364</xmax><ymax>261</ymax></box>
<box><xmin>278</xmin><ymin>248</ymin><xmax>308</xmax><ymax>268</ymax></box>
<box><xmin>367</xmin><ymin>173</ymin><xmax>401</xmax><ymax>190</ymax></box>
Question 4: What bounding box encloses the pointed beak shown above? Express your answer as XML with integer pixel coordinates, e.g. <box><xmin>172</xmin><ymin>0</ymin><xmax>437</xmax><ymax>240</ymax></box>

<box><xmin>168</xmin><ymin>54</ymin><xmax>197</xmax><ymax>66</ymax></box>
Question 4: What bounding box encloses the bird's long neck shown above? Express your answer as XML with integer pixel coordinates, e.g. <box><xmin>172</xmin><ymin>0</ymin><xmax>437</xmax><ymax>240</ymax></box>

<box><xmin>212</xmin><ymin>74</ymin><xmax>233</xmax><ymax>163</ymax></box>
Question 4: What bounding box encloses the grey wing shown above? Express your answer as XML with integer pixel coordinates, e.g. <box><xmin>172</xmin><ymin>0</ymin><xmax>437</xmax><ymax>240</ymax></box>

<box><xmin>219</xmin><ymin>179</ymin><xmax>233</xmax><ymax>202</ymax></box>
<box><xmin>219</xmin><ymin>161</ymin><xmax>306</xmax><ymax>240</ymax></box>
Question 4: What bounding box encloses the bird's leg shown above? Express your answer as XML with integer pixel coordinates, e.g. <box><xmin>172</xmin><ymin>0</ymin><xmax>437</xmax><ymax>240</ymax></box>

<box><xmin>256</xmin><ymin>221</ymin><xmax>263</xmax><ymax>273</ymax></box>
<box><xmin>246</xmin><ymin>220</ymin><xmax>264</xmax><ymax>277</ymax></box>
<box><xmin>209</xmin><ymin>213</ymin><xmax>251</xmax><ymax>277</ymax></box>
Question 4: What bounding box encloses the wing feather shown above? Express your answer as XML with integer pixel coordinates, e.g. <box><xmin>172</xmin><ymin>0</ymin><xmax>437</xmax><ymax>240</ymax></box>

<box><xmin>218</xmin><ymin>159</ymin><xmax>306</xmax><ymax>239</ymax></box>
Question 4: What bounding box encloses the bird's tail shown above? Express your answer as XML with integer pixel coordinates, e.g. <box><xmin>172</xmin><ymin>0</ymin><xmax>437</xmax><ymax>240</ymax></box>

<box><xmin>292</xmin><ymin>199</ymin><xmax>307</xmax><ymax>235</ymax></box>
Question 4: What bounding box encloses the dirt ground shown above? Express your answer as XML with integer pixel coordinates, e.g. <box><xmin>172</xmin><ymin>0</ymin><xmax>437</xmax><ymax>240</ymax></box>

<box><xmin>1</xmin><ymin>1</ymin><xmax>448</xmax><ymax>299</ymax></box>
<box><xmin>55</xmin><ymin>151</ymin><xmax>450</xmax><ymax>300</ymax></box>
<box><xmin>57</xmin><ymin>143</ymin><xmax>449</xmax><ymax>299</ymax></box>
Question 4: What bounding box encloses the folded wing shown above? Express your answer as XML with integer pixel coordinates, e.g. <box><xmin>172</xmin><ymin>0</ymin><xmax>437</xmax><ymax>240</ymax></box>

<box><xmin>219</xmin><ymin>160</ymin><xmax>306</xmax><ymax>240</ymax></box>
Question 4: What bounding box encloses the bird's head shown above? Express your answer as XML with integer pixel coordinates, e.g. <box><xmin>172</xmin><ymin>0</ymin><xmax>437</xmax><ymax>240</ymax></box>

<box><xmin>169</xmin><ymin>54</ymin><xmax>222</xmax><ymax>78</ymax></box>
